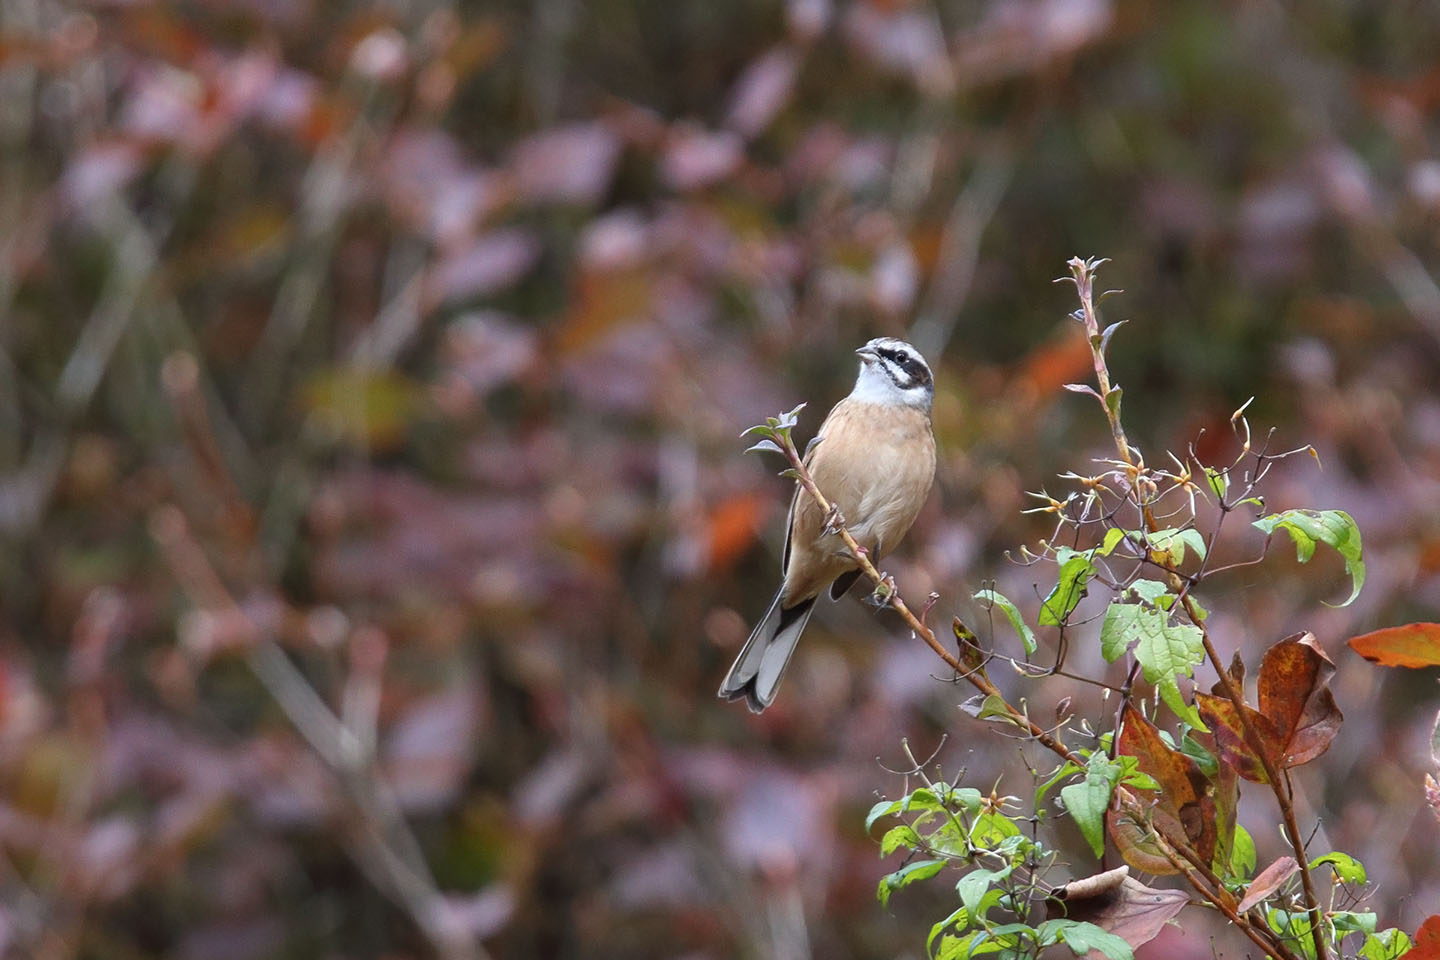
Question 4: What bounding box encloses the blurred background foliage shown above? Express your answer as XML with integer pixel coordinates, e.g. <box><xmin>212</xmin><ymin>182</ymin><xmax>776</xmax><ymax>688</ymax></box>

<box><xmin>3</xmin><ymin>0</ymin><xmax>1440</xmax><ymax>957</ymax></box>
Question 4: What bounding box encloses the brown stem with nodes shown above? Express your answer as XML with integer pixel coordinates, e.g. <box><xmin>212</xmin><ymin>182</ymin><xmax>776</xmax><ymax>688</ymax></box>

<box><xmin>1064</xmin><ymin>257</ymin><xmax>1329</xmax><ymax>960</ymax></box>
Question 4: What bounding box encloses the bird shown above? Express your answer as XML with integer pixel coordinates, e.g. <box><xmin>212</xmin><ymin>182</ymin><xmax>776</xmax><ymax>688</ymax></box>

<box><xmin>719</xmin><ymin>337</ymin><xmax>936</xmax><ymax>713</ymax></box>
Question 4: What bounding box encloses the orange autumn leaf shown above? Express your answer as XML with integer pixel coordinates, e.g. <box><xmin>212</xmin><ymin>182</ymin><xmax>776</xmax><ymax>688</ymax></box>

<box><xmin>1349</xmin><ymin>622</ymin><xmax>1440</xmax><ymax>668</ymax></box>
<box><xmin>1404</xmin><ymin>915</ymin><xmax>1440</xmax><ymax>960</ymax></box>
<box><xmin>1017</xmin><ymin>324</ymin><xmax>1093</xmax><ymax>398</ymax></box>
<box><xmin>707</xmin><ymin>493</ymin><xmax>771</xmax><ymax>573</ymax></box>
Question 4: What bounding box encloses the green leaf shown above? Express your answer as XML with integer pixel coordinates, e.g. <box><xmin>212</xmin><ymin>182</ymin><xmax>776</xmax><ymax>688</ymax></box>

<box><xmin>1179</xmin><ymin>731</ymin><xmax>1219</xmax><ymax>778</ymax></box>
<box><xmin>1100</xmin><ymin>601</ymin><xmax>1148</xmax><ymax>663</ymax></box>
<box><xmin>1253</xmin><ymin>509</ymin><xmax>1365</xmax><ymax>606</ymax></box>
<box><xmin>1229</xmin><ymin>823</ymin><xmax>1256</xmax><ymax>878</ymax></box>
<box><xmin>877</xmin><ymin>858</ymin><xmax>946</xmax><ymax>908</ymax></box>
<box><xmin>927</xmin><ymin>907</ymin><xmax>969</xmax><ymax>959</ymax></box>
<box><xmin>865</xmin><ymin>799</ymin><xmax>902</xmax><ymax>833</ymax></box>
<box><xmin>1041</xmin><ymin>920</ymin><xmax>1135</xmax><ymax>960</ymax></box>
<box><xmin>743</xmin><ymin>438</ymin><xmax>784</xmax><ymax>456</ymax></box>
<box><xmin>1128</xmin><ymin>579</ymin><xmax>1170</xmax><ymax>604</ymax></box>
<box><xmin>1267</xmin><ymin>908</ymin><xmax>1317</xmax><ymax>960</ymax></box>
<box><xmin>1309</xmin><ymin>851</ymin><xmax>1366</xmax><ymax>885</ymax></box>
<box><xmin>946</xmin><ymin>787</ymin><xmax>984</xmax><ymax>814</ymax></box>
<box><xmin>1359</xmin><ymin>929</ymin><xmax>1411</xmax><ymax>960</ymax></box>
<box><xmin>1060</xmin><ymin>755</ymin><xmax>1121</xmax><ymax>859</ymax></box>
<box><xmin>1097</xmin><ymin>527</ymin><xmax>1127</xmax><ymax>556</ymax></box>
<box><xmin>969</xmin><ymin>811</ymin><xmax>1021</xmax><ymax>848</ymax></box>
<box><xmin>1105</xmin><ymin>386</ymin><xmax>1123</xmax><ymax>421</ymax></box>
<box><xmin>1149</xmin><ymin>527</ymin><xmax>1207</xmax><ymax>565</ymax></box>
<box><xmin>903</xmin><ymin>788</ymin><xmax>943</xmax><ymax>814</ymax></box>
<box><xmin>1205</xmin><ymin>466</ymin><xmax>1229</xmax><ymax>499</ymax></box>
<box><xmin>1034</xmin><ymin>760</ymin><xmax>1084</xmax><ymax>807</ymax></box>
<box><xmin>1158</xmin><ymin>680</ymin><xmax>1206</xmax><ymax>731</ymax></box>
<box><xmin>1331</xmin><ymin>912</ymin><xmax>1377</xmax><ymax>935</ymax></box>
<box><xmin>957</xmin><ymin>866</ymin><xmax>1013</xmax><ymax>917</ymax></box>
<box><xmin>880</xmin><ymin>824</ymin><xmax>921</xmax><ymax>857</ymax></box>
<box><xmin>1040</xmin><ymin>547</ymin><xmax>1096</xmax><ymax>626</ymax></box>
<box><xmin>974</xmin><ymin>588</ymin><xmax>1037</xmax><ymax>655</ymax></box>
<box><xmin>1126</xmin><ymin>610</ymin><xmax>1206</xmax><ymax>728</ymax></box>
<box><xmin>936</xmin><ymin>933</ymin><xmax>980</xmax><ymax>960</ymax></box>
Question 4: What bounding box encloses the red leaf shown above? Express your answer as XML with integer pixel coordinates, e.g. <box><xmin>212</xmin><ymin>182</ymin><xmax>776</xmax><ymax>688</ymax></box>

<box><xmin>1403</xmin><ymin>915</ymin><xmax>1440</xmax><ymax>960</ymax></box>
<box><xmin>1236</xmin><ymin>856</ymin><xmax>1299</xmax><ymax>912</ymax></box>
<box><xmin>1349</xmin><ymin>622</ymin><xmax>1440</xmax><ymax>668</ymax></box>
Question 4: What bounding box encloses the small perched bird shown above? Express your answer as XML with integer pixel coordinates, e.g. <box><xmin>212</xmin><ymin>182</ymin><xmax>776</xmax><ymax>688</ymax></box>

<box><xmin>719</xmin><ymin>338</ymin><xmax>937</xmax><ymax>712</ymax></box>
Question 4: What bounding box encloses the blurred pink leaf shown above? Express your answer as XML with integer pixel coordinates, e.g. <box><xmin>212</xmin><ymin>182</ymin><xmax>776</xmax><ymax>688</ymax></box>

<box><xmin>383</xmin><ymin>682</ymin><xmax>482</xmax><ymax>813</ymax></box>
<box><xmin>578</xmin><ymin>208</ymin><xmax>652</xmax><ymax>270</ymax></box>
<box><xmin>76</xmin><ymin>816</ymin><xmax>140</xmax><ymax>901</ymax></box>
<box><xmin>954</xmin><ymin>0</ymin><xmax>1114</xmax><ymax>84</ymax></box>
<box><xmin>787</xmin><ymin>0</ymin><xmax>833</xmax><ymax>41</ymax></box>
<box><xmin>383</xmin><ymin>129</ymin><xmax>502</xmax><ymax>243</ymax></box>
<box><xmin>510</xmin><ymin>122</ymin><xmax>622</xmax><ymax>205</ymax></box>
<box><xmin>726</xmin><ymin>47</ymin><xmax>800</xmax><ymax>139</ymax></box>
<box><xmin>439</xmin><ymin>884</ymin><xmax>517</xmax><ymax>939</ymax></box>
<box><xmin>440</xmin><ymin>311</ymin><xmax>539</xmax><ymax>398</ymax></box>
<box><xmin>612</xmin><ymin>842</ymin><xmax>703</xmax><ymax>907</ymax></box>
<box><xmin>428</xmin><ymin>229</ymin><xmax>540</xmax><ymax>305</ymax></box>
<box><xmin>871</xmin><ymin>239</ymin><xmax>919</xmax><ymax>314</ymax></box>
<box><xmin>514</xmin><ymin>747</ymin><xmax>595</xmax><ymax>826</ymax></box>
<box><xmin>843</xmin><ymin>1</ymin><xmax>953</xmax><ymax>95</ymax></box>
<box><xmin>661</xmin><ymin>125</ymin><xmax>744</xmax><ymax>191</ymax></box>
<box><xmin>121</xmin><ymin>65</ymin><xmax>204</xmax><ymax>142</ymax></box>
<box><xmin>61</xmin><ymin>141</ymin><xmax>144</xmax><ymax>211</ymax></box>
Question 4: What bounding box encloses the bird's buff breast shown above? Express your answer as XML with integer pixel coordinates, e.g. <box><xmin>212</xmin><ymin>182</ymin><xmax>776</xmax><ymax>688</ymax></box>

<box><xmin>783</xmin><ymin>401</ymin><xmax>935</xmax><ymax>602</ymax></box>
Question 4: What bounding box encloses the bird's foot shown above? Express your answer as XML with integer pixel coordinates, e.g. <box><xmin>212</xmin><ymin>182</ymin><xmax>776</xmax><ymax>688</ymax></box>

<box><xmin>867</xmin><ymin>573</ymin><xmax>896</xmax><ymax>607</ymax></box>
<box><xmin>822</xmin><ymin>504</ymin><xmax>848</xmax><ymax>537</ymax></box>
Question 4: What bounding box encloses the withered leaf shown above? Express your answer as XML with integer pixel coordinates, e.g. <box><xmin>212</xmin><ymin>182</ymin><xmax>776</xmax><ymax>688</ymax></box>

<box><xmin>1235</xmin><ymin>856</ymin><xmax>1298</xmax><ymax>912</ymax></box>
<box><xmin>1195</xmin><ymin>692</ymin><xmax>1281</xmax><ymax>784</ymax></box>
<box><xmin>1048</xmin><ymin>866</ymin><xmax>1190</xmax><ymax>956</ymax></box>
<box><xmin>1113</xmin><ymin>706</ymin><xmax>1216</xmax><ymax>867</ymax></box>
<box><xmin>1106</xmin><ymin>807</ymin><xmax>1177</xmax><ymax>875</ymax></box>
<box><xmin>1258</xmin><ymin>632</ymin><xmax>1342</xmax><ymax>767</ymax></box>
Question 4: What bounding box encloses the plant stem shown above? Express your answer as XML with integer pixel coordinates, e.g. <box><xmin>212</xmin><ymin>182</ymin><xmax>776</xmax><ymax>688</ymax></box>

<box><xmin>1066</xmin><ymin>257</ymin><xmax>1329</xmax><ymax>960</ymax></box>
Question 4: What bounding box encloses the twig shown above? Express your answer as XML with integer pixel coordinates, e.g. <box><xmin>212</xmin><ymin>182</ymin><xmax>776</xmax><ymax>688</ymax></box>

<box><xmin>1063</xmin><ymin>257</ymin><xmax>1330</xmax><ymax>960</ymax></box>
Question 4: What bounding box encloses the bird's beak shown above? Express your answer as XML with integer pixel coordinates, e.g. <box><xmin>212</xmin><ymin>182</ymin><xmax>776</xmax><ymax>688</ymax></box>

<box><xmin>855</xmin><ymin>345</ymin><xmax>878</xmax><ymax>365</ymax></box>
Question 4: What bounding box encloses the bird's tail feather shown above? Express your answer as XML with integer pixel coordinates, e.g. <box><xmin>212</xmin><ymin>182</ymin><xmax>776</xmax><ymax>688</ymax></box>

<box><xmin>717</xmin><ymin>590</ymin><xmax>817</xmax><ymax>713</ymax></box>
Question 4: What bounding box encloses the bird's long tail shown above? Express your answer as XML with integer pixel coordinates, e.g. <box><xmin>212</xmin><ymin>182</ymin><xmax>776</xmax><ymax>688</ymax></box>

<box><xmin>717</xmin><ymin>588</ymin><xmax>817</xmax><ymax>713</ymax></box>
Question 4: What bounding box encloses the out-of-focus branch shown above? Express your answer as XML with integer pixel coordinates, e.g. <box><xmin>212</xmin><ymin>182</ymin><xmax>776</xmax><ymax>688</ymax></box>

<box><xmin>153</xmin><ymin>357</ymin><xmax>491</xmax><ymax>960</ymax></box>
<box><xmin>909</xmin><ymin>143</ymin><xmax>1015</xmax><ymax>358</ymax></box>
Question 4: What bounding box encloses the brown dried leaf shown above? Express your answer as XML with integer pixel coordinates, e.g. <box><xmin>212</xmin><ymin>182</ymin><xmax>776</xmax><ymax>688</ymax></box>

<box><xmin>1106</xmin><ymin>807</ymin><xmax>1177</xmax><ymax>875</ymax></box>
<box><xmin>1114</xmin><ymin>706</ymin><xmax>1215</xmax><ymax>865</ymax></box>
<box><xmin>1195</xmin><ymin>692</ymin><xmax>1280</xmax><ymax>784</ymax></box>
<box><xmin>1348</xmin><ymin>622</ymin><xmax>1440</xmax><ymax>668</ymax></box>
<box><xmin>1258</xmin><ymin>632</ymin><xmax>1342</xmax><ymax>767</ymax></box>
<box><xmin>1236</xmin><ymin>856</ymin><xmax>1298</xmax><ymax>913</ymax></box>
<box><xmin>1049</xmin><ymin>866</ymin><xmax>1190</xmax><ymax>955</ymax></box>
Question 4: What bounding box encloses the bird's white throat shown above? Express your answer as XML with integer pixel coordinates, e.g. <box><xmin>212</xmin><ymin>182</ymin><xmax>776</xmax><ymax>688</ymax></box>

<box><xmin>850</xmin><ymin>358</ymin><xmax>932</xmax><ymax>410</ymax></box>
